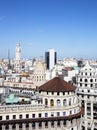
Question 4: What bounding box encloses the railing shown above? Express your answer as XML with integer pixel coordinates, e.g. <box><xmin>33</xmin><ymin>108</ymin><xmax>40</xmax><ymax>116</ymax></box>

<box><xmin>0</xmin><ymin>103</ymin><xmax>80</xmax><ymax>114</ymax></box>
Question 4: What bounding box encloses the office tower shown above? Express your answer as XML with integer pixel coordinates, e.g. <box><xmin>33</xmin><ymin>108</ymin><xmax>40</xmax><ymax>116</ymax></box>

<box><xmin>45</xmin><ymin>49</ymin><xmax>57</xmax><ymax>70</ymax></box>
<box><xmin>15</xmin><ymin>43</ymin><xmax>21</xmax><ymax>61</ymax></box>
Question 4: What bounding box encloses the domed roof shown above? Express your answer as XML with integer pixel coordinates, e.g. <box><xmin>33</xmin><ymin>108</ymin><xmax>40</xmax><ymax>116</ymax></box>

<box><xmin>39</xmin><ymin>77</ymin><xmax>76</xmax><ymax>92</ymax></box>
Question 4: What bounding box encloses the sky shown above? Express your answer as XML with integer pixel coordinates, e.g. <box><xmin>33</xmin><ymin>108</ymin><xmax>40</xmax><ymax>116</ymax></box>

<box><xmin>0</xmin><ymin>0</ymin><xmax>97</xmax><ymax>60</ymax></box>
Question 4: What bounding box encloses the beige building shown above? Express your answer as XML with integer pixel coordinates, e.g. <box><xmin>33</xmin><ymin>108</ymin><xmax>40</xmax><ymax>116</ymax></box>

<box><xmin>0</xmin><ymin>77</ymin><xmax>83</xmax><ymax>130</ymax></box>
<box><xmin>32</xmin><ymin>60</ymin><xmax>46</xmax><ymax>86</ymax></box>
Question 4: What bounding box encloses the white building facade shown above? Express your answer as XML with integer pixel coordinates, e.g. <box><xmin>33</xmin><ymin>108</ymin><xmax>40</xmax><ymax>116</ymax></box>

<box><xmin>76</xmin><ymin>61</ymin><xmax>97</xmax><ymax>130</ymax></box>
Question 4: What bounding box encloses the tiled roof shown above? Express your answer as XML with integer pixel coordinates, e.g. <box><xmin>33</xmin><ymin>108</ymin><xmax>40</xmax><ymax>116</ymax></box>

<box><xmin>39</xmin><ymin>77</ymin><xmax>76</xmax><ymax>92</ymax></box>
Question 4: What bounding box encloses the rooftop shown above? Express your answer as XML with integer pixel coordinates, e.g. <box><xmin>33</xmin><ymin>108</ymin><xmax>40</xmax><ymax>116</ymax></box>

<box><xmin>39</xmin><ymin>77</ymin><xmax>76</xmax><ymax>92</ymax></box>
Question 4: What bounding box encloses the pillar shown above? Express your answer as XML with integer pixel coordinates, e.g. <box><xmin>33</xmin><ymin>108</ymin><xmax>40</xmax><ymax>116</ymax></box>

<box><xmin>16</xmin><ymin>124</ymin><xmax>19</xmax><ymax>130</ymax></box>
<box><xmin>29</xmin><ymin>123</ymin><xmax>32</xmax><ymax>130</ymax></box>
<box><xmin>22</xmin><ymin>123</ymin><xmax>26</xmax><ymax>130</ymax></box>
<box><xmin>2</xmin><ymin>125</ymin><xmax>5</xmax><ymax>130</ymax></box>
<box><xmin>9</xmin><ymin>124</ymin><xmax>12</xmax><ymax>130</ymax></box>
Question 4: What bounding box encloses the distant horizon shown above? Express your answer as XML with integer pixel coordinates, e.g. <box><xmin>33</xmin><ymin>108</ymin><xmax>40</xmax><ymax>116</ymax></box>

<box><xmin>0</xmin><ymin>0</ymin><xmax>97</xmax><ymax>60</ymax></box>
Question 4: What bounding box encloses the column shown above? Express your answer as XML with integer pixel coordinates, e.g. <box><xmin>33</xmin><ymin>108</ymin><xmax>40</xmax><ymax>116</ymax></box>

<box><xmin>9</xmin><ymin>124</ymin><xmax>12</xmax><ymax>130</ymax></box>
<box><xmin>42</xmin><ymin>122</ymin><xmax>45</xmax><ymax>130</ymax></box>
<box><xmin>16</xmin><ymin>124</ymin><xmax>19</xmax><ymax>130</ymax></box>
<box><xmin>66</xmin><ymin>120</ymin><xmax>71</xmax><ymax>128</ymax></box>
<box><xmin>22</xmin><ymin>123</ymin><xmax>26</xmax><ymax>130</ymax></box>
<box><xmin>2</xmin><ymin>125</ymin><xmax>5</xmax><ymax>130</ymax></box>
<box><xmin>48</xmin><ymin>122</ymin><xmax>51</xmax><ymax>129</ymax></box>
<box><xmin>54</xmin><ymin>121</ymin><xmax>57</xmax><ymax>129</ymax></box>
<box><xmin>60</xmin><ymin>121</ymin><xmax>63</xmax><ymax>129</ymax></box>
<box><xmin>29</xmin><ymin>123</ymin><xmax>32</xmax><ymax>130</ymax></box>
<box><xmin>35</xmin><ymin>122</ymin><xmax>39</xmax><ymax>129</ymax></box>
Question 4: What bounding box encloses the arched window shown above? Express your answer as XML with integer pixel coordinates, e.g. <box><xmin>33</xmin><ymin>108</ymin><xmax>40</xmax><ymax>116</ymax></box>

<box><xmin>84</xmin><ymin>79</ymin><xmax>87</xmax><ymax>82</ymax></box>
<box><xmin>57</xmin><ymin>99</ymin><xmax>61</xmax><ymax>106</ymax></box>
<box><xmin>63</xmin><ymin>99</ymin><xmax>67</xmax><ymax>106</ymax></box>
<box><xmin>50</xmin><ymin>99</ymin><xmax>54</xmax><ymax>106</ymax></box>
<box><xmin>69</xmin><ymin>98</ymin><xmax>72</xmax><ymax>105</ymax></box>
<box><xmin>45</xmin><ymin>99</ymin><xmax>48</xmax><ymax>106</ymax></box>
<box><xmin>90</xmin><ymin>79</ymin><xmax>93</xmax><ymax>82</ymax></box>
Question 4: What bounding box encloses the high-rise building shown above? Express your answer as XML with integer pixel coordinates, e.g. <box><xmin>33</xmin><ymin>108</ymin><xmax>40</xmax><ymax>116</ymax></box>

<box><xmin>15</xmin><ymin>43</ymin><xmax>21</xmax><ymax>61</ymax></box>
<box><xmin>45</xmin><ymin>49</ymin><xmax>57</xmax><ymax>70</ymax></box>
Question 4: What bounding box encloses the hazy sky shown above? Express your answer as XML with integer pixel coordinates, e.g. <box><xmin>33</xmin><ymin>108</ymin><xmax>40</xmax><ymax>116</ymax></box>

<box><xmin>0</xmin><ymin>0</ymin><xmax>97</xmax><ymax>59</ymax></box>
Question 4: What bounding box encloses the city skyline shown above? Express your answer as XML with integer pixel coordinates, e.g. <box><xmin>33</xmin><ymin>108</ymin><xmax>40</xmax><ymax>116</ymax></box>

<box><xmin>0</xmin><ymin>0</ymin><xmax>97</xmax><ymax>59</ymax></box>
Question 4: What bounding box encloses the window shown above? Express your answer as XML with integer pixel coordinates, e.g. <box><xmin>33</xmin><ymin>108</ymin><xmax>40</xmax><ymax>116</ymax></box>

<box><xmin>63</xmin><ymin>112</ymin><xmax>66</xmax><ymax>116</ymax></box>
<box><xmin>57</xmin><ymin>99</ymin><xmax>61</xmax><ymax>106</ymax></box>
<box><xmin>57</xmin><ymin>112</ymin><xmax>60</xmax><ymax>116</ymax></box>
<box><xmin>26</xmin><ymin>114</ymin><xmax>29</xmax><ymax>118</ymax></box>
<box><xmin>45</xmin><ymin>99</ymin><xmax>48</xmax><ymax>106</ymax></box>
<box><xmin>19</xmin><ymin>114</ymin><xmax>22</xmax><ymax>119</ymax></box>
<box><xmin>85</xmin><ymin>79</ymin><xmax>87</xmax><ymax>82</ymax></box>
<box><xmin>45</xmin><ymin>113</ymin><xmax>48</xmax><ymax>117</ymax></box>
<box><xmin>91</xmin><ymin>84</ymin><xmax>93</xmax><ymax>87</ymax></box>
<box><xmin>50</xmin><ymin>99</ymin><xmax>54</xmax><ymax>106</ymax></box>
<box><xmin>13</xmin><ymin>115</ymin><xmax>16</xmax><ymax>119</ymax></box>
<box><xmin>32</xmin><ymin>114</ymin><xmax>35</xmax><ymax>118</ymax></box>
<box><xmin>39</xmin><ymin>113</ymin><xmax>41</xmax><ymax>117</ymax></box>
<box><xmin>6</xmin><ymin>115</ymin><xmax>9</xmax><ymax>120</ymax></box>
<box><xmin>69</xmin><ymin>98</ymin><xmax>72</xmax><ymax>105</ymax></box>
<box><xmin>0</xmin><ymin>116</ymin><xmax>2</xmax><ymax>120</ymax></box>
<box><xmin>80</xmin><ymin>79</ymin><xmax>82</xmax><ymax>82</ymax></box>
<box><xmin>90</xmin><ymin>79</ymin><xmax>93</xmax><ymax>82</ymax></box>
<box><xmin>70</xmin><ymin>111</ymin><xmax>72</xmax><ymax>114</ymax></box>
<box><xmin>63</xmin><ymin>99</ymin><xmax>66</xmax><ymax>106</ymax></box>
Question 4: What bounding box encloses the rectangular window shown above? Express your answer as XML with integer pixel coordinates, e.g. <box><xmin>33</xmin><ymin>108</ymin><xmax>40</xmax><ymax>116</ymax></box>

<box><xmin>70</xmin><ymin>111</ymin><xmax>72</xmax><ymax>114</ymax></box>
<box><xmin>57</xmin><ymin>112</ymin><xmax>60</xmax><ymax>116</ymax></box>
<box><xmin>19</xmin><ymin>114</ymin><xmax>22</xmax><ymax>119</ymax></box>
<box><xmin>26</xmin><ymin>114</ymin><xmax>29</xmax><ymax>118</ymax></box>
<box><xmin>39</xmin><ymin>113</ymin><xmax>41</xmax><ymax>117</ymax></box>
<box><xmin>13</xmin><ymin>115</ymin><xmax>16</xmax><ymax>119</ymax></box>
<box><xmin>45</xmin><ymin>113</ymin><xmax>48</xmax><ymax>117</ymax></box>
<box><xmin>63</xmin><ymin>112</ymin><xmax>66</xmax><ymax>116</ymax></box>
<box><xmin>0</xmin><ymin>116</ymin><xmax>2</xmax><ymax>120</ymax></box>
<box><xmin>32</xmin><ymin>114</ymin><xmax>35</xmax><ymax>118</ymax></box>
<box><xmin>6</xmin><ymin>115</ymin><xmax>9</xmax><ymax>120</ymax></box>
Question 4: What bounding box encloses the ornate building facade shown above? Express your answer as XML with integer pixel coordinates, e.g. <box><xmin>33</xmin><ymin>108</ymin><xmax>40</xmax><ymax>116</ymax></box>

<box><xmin>0</xmin><ymin>77</ymin><xmax>83</xmax><ymax>130</ymax></box>
<box><xmin>76</xmin><ymin>61</ymin><xmax>97</xmax><ymax>130</ymax></box>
